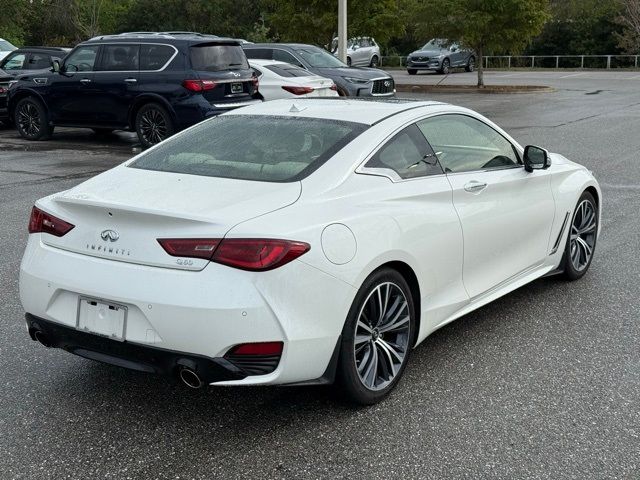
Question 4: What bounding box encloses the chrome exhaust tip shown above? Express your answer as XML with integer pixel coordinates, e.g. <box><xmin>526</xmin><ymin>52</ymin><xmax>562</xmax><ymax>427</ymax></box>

<box><xmin>179</xmin><ymin>368</ymin><xmax>203</xmax><ymax>389</ymax></box>
<box><xmin>33</xmin><ymin>330</ymin><xmax>52</xmax><ymax>348</ymax></box>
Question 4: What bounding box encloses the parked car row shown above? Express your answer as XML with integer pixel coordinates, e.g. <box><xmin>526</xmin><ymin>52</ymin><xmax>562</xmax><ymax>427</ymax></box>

<box><xmin>2</xmin><ymin>32</ymin><xmax>398</xmax><ymax>146</ymax></box>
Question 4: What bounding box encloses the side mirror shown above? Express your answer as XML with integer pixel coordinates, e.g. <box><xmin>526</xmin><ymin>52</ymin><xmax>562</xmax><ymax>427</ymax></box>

<box><xmin>450</xmin><ymin>46</ymin><xmax>458</xmax><ymax>52</ymax></box>
<box><xmin>523</xmin><ymin>145</ymin><xmax>551</xmax><ymax>172</ymax></box>
<box><xmin>52</xmin><ymin>59</ymin><xmax>61</xmax><ymax>73</ymax></box>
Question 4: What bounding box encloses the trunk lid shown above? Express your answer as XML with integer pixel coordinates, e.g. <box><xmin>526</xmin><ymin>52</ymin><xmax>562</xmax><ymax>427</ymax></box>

<box><xmin>39</xmin><ymin>166</ymin><xmax>301</xmax><ymax>271</ymax></box>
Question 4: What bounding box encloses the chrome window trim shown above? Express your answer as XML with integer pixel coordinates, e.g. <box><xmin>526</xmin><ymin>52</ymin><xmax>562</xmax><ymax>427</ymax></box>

<box><xmin>68</xmin><ymin>42</ymin><xmax>179</xmax><ymax>73</ymax></box>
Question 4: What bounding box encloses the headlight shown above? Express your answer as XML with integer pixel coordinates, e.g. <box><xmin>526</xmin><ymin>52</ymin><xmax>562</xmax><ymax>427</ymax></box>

<box><xmin>343</xmin><ymin>77</ymin><xmax>370</xmax><ymax>84</ymax></box>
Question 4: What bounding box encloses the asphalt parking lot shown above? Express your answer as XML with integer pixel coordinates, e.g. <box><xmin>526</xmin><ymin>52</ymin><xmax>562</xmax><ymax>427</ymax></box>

<box><xmin>1</xmin><ymin>71</ymin><xmax>638</xmax><ymax>479</ymax></box>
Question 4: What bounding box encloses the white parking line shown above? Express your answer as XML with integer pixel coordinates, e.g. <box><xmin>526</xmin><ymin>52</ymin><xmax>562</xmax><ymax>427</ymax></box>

<box><xmin>559</xmin><ymin>72</ymin><xmax>586</xmax><ymax>79</ymax></box>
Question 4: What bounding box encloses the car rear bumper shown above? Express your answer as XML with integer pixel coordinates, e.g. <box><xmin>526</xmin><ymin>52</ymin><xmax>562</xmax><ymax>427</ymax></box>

<box><xmin>173</xmin><ymin>96</ymin><xmax>263</xmax><ymax>130</ymax></box>
<box><xmin>20</xmin><ymin>236</ymin><xmax>355</xmax><ymax>385</ymax></box>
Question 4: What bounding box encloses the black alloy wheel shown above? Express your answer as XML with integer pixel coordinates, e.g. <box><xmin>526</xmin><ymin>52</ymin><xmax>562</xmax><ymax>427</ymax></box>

<box><xmin>563</xmin><ymin>191</ymin><xmax>598</xmax><ymax>280</ymax></box>
<box><xmin>440</xmin><ymin>58</ymin><xmax>450</xmax><ymax>75</ymax></box>
<box><xmin>135</xmin><ymin>103</ymin><xmax>174</xmax><ymax>149</ymax></box>
<box><xmin>15</xmin><ymin>97</ymin><xmax>51</xmax><ymax>140</ymax></box>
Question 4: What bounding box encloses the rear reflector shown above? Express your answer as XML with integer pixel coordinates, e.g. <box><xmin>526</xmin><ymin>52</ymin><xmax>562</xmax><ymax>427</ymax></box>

<box><xmin>282</xmin><ymin>85</ymin><xmax>314</xmax><ymax>95</ymax></box>
<box><xmin>182</xmin><ymin>79</ymin><xmax>217</xmax><ymax>92</ymax></box>
<box><xmin>157</xmin><ymin>238</ymin><xmax>220</xmax><ymax>260</ymax></box>
<box><xmin>157</xmin><ymin>238</ymin><xmax>310</xmax><ymax>270</ymax></box>
<box><xmin>330</xmin><ymin>84</ymin><xmax>337</xmax><ymax>91</ymax></box>
<box><xmin>28</xmin><ymin>206</ymin><xmax>74</xmax><ymax>237</ymax></box>
<box><xmin>226</xmin><ymin>341</ymin><xmax>283</xmax><ymax>356</ymax></box>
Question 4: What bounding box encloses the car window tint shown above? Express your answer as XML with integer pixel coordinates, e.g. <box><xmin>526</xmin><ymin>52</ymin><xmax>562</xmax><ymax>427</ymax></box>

<box><xmin>29</xmin><ymin>53</ymin><xmax>51</xmax><ymax>69</ymax></box>
<box><xmin>140</xmin><ymin>44</ymin><xmax>174</xmax><ymax>70</ymax></box>
<box><xmin>65</xmin><ymin>46</ymin><xmax>99</xmax><ymax>72</ymax></box>
<box><xmin>264</xmin><ymin>64</ymin><xmax>309</xmax><ymax>77</ymax></box>
<box><xmin>418</xmin><ymin>114</ymin><xmax>520</xmax><ymax>173</ymax></box>
<box><xmin>130</xmin><ymin>115</ymin><xmax>367</xmax><ymax>183</ymax></box>
<box><xmin>243</xmin><ymin>48</ymin><xmax>271</xmax><ymax>60</ymax></box>
<box><xmin>272</xmin><ymin>50</ymin><xmax>303</xmax><ymax>67</ymax></box>
<box><xmin>365</xmin><ymin>124</ymin><xmax>443</xmax><ymax>179</ymax></box>
<box><xmin>2</xmin><ymin>53</ymin><xmax>26</xmax><ymax>70</ymax></box>
<box><xmin>98</xmin><ymin>44</ymin><xmax>139</xmax><ymax>71</ymax></box>
<box><xmin>190</xmin><ymin>44</ymin><xmax>248</xmax><ymax>71</ymax></box>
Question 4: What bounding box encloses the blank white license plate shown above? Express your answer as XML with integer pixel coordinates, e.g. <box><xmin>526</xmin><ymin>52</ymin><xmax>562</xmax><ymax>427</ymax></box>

<box><xmin>77</xmin><ymin>297</ymin><xmax>127</xmax><ymax>341</ymax></box>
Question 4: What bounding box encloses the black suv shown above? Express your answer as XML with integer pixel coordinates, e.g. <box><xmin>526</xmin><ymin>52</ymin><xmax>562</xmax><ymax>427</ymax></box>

<box><xmin>7</xmin><ymin>33</ymin><xmax>261</xmax><ymax>147</ymax></box>
<box><xmin>0</xmin><ymin>47</ymin><xmax>70</xmax><ymax>76</ymax></box>
<box><xmin>243</xmin><ymin>43</ymin><xmax>395</xmax><ymax>97</ymax></box>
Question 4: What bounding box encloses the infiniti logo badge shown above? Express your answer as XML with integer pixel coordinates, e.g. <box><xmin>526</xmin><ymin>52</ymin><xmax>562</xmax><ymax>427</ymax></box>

<box><xmin>384</xmin><ymin>80</ymin><xmax>391</xmax><ymax>87</ymax></box>
<box><xmin>100</xmin><ymin>229</ymin><xmax>119</xmax><ymax>242</ymax></box>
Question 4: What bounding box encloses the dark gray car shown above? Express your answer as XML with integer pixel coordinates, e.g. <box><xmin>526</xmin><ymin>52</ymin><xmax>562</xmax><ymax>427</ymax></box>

<box><xmin>0</xmin><ymin>47</ymin><xmax>70</xmax><ymax>77</ymax></box>
<box><xmin>244</xmin><ymin>43</ymin><xmax>395</xmax><ymax>97</ymax></box>
<box><xmin>406</xmin><ymin>39</ymin><xmax>475</xmax><ymax>75</ymax></box>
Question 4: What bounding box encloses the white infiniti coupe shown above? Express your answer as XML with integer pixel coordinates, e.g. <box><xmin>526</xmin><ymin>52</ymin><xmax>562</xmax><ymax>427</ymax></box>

<box><xmin>20</xmin><ymin>99</ymin><xmax>601</xmax><ymax>404</ymax></box>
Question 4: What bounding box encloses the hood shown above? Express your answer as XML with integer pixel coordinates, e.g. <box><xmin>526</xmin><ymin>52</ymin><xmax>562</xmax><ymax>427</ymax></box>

<box><xmin>410</xmin><ymin>49</ymin><xmax>444</xmax><ymax>57</ymax></box>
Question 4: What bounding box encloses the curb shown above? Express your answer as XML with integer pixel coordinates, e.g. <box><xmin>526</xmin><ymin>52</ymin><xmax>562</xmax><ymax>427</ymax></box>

<box><xmin>396</xmin><ymin>84</ymin><xmax>555</xmax><ymax>94</ymax></box>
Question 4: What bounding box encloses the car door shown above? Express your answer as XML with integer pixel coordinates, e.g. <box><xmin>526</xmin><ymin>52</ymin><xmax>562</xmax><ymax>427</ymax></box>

<box><xmin>91</xmin><ymin>43</ymin><xmax>139</xmax><ymax>127</ymax></box>
<box><xmin>27</xmin><ymin>52</ymin><xmax>53</xmax><ymax>71</ymax></box>
<box><xmin>47</xmin><ymin>45</ymin><xmax>100</xmax><ymax>125</ymax></box>
<box><xmin>418</xmin><ymin>114</ymin><xmax>555</xmax><ymax>298</ymax></box>
<box><xmin>360</xmin><ymin>124</ymin><xmax>468</xmax><ymax>330</ymax></box>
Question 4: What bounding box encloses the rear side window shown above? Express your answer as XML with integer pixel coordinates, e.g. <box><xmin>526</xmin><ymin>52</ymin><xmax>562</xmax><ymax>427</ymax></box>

<box><xmin>190</xmin><ymin>44</ymin><xmax>249</xmax><ymax>72</ymax></box>
<box><xmin>272</xmin><ymin>50</ymin><xmax>304</xmax><ymax>68</ymax></box>
<box><xmin>130</xmin><ymin>115</ymin><xmax>367</xmax><ymax>182</ymax></box>
<box><xmin>264</xmin><ymin>64</ymin><xmax>310</xmax><ymax>77</ymax></box>
<box><xmin>29</xmin><ymin>53</ymin><xmax>51</xmax><ymax>69</ymax></box>
<box><xmin>98</xmin><ymin>44</ymin><xmax>139</xmax><ymax>71</ymax></box>
<box><xmin>140</xmin><ymin>44</ymin><xmax>175</xmax><ymax>70</ymax></box>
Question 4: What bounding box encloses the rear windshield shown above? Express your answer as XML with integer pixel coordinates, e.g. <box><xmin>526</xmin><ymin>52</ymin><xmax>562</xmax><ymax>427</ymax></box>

<box><xmin>190</xmin><ymin>44</ymin><xmax>249</xmax><ymax>71</ymax></box>
<box><xmin>129</xmin><ymin>115</ymin><xmax>367</xmax><ymax>182</ymax></box>
<box><xmin>264</xmin><ymin>64</ymin><xmax>311</xmax><ymax>78</ymax></box>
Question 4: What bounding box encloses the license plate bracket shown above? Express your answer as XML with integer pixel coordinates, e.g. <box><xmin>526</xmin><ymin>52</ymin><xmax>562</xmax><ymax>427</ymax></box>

<box><xmin>230</xmin><ymin>82</ymin><xmax>243</xmax><ymax>94</ymax></box>
<box><xmin>76</xmin><ymin>296</ymin><xmax>127</xmax><ymax>341</ymax></box>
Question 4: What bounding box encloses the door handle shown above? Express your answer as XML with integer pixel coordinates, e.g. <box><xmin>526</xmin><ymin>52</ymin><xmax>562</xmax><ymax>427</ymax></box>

<box><xmin>124</xmin><ymin>78</ymin><xmax>137</xmax><ymax>84</ymax></box>
<box><xmin>464</xmin><ymin>181</ymin><xmax>488</xmax><ymax>193</ymax></box>
<box><xmin>79</xmin><ymin>78</ymin><xmax>91</xmax><ymax>84</ymax></box>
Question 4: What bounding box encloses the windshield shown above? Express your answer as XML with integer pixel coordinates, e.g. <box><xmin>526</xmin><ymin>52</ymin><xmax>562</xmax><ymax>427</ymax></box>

<box><xmin>129</xmin><ymin>115</ymin><xmax>367</xmax><ymax>182</ymax></box>
<box><xmin>295</xmin><ymin>46</ymin><xmax>346</xmax><ymax>68</ymax></box>
<box><xmin>421</xmin><ymin>39</ymin><xmax>451</xmax><ymax>50</ymax></box>
<box><xmin>190</xmin><ymin>44</ymin><xmax>249</xmax><ymax>71</ymax></box>
<box><xmin>0</xmin><ymin>40</ymin><xmax>16</xmax><ymax>51</ymax></box>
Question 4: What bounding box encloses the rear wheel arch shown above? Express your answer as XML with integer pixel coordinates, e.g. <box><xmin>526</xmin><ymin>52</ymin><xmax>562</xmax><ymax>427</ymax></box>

<box><xmin>128</xmin><ymin>95</ymin><xmax>176</xmax><ymax>130</ymax></box>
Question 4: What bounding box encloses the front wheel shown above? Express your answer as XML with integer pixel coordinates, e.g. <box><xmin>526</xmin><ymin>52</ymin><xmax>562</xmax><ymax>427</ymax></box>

<box><xmin>439</xmin><ymin>58</ymin><xmax>450</xmax><ymax>75</ymax></box>
<box><xmin>563</xmin><ymin>191</ymin><xmax>598</xmax><ymax>280</ymax></box>
<box><xmin>336</xmin><ymin>268</ymin><xmax>416</xmax><ymax>405</ymax></box>
<box><xmin>407</xmin><ymin>68</ymin><xmax>417</xmax><ymax>75</ymax></box>
<box><xmin>14</xmin><ymin>97</ymin><xmax>52</xmax><ymax>140</ymax></box>
<box><xmin>135</xmin><ymin>103</ymin><xmax>174</xmax><ymax>149</ymax></box>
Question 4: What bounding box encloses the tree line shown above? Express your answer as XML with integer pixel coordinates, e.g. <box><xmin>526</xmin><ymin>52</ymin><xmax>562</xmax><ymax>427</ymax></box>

<box><xmin>1</xmin><ymin>0</ymin><xmax>639</xmax><ymax>57</ymax></box>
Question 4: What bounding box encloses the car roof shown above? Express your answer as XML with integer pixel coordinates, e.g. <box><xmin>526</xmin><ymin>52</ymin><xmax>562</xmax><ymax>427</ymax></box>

<box><xmin>85</xmin><ymin>32</ymin><xmax>240</xmax><ymax>45</ymax></box>
<box><xmin>224</xmin><ymin>98</ymin><xmax>447</xmax><ymax>125</ymax></box>
<box><xmin>13</xmin><ymin>46</ymin><xmax>70</xmax><ymax>53</ymax></box>
<box><xmin>243</xmin><ymin>43</ymin><xmax>320</xmax><ymax>50</ymax></box>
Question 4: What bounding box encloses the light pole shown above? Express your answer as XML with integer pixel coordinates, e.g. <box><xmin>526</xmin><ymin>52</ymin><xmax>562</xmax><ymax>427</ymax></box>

<box><xmin>338</xmin><ymin>0</ymin><xmax>347</xmax><ymax>63</ymax></box>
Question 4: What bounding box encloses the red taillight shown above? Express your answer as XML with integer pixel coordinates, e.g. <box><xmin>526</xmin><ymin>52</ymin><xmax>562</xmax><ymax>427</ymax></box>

<box><xmin>226</xmin><ymin>341</ymin><xmax>283</xmax><ymax>356</ymax></box>
<box><xmin>330</xmin><ymin>84</ymin><xmax>337</xmax><ymax>91</ymax></box>
<box><xmin>157</xmin><ymin>238</ymin><xmax>220</xmax><ymax>260</ymax></box>
<box><xmin>182</xmin><ymin>79</ymin><xmax>217</xmax><ymax>92</ymax></box>
<box><xmin>252</xmin><ymin>75</ymin><xmax>259</xmax><ymax>91</ymax></box>
<box><xmin>28</xmin><ymin>206</ymin><xmax>74</xmax><ymax>237</ymax></box>
<box><xmin>212</xmin><ymin>238</ymin><xmax>310</xmax><ymax>271</ymax></box>
<box><xmin>281</xmin><ymin>86</ymin><xmax>315</xmax><ymax>95</ymax></box>
<box><xmin>0</xmin><ymin>87</ymin><xmax>6</xmax><ymax>94</ymax></box>
<box><xmin>157</xmin><ymin>237</ymin><xmax>310</xmax><ymax>270</ymax></box>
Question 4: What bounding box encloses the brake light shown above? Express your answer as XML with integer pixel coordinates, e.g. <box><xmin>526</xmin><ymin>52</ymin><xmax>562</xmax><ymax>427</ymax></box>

<box><xmin>157</xmin><ymin>238</ymin><xmax>220</xmax><ymax>260</ymax></box>
<box><xmin>252</xmin><ymin>75</ymin><xmax>259</xmax><ymax>90</ymax></box>
<box><xmin>282</xmin><ymin>86</ymin><xmax>314</xmax><ymax>95</ymax></box>
<box><xmin>182</xmin><ymin>79</ymin><xmax>217</xmax><ymax>92</ymax></box>
<box><xmin>28</xmin><ymin>206</ymin><xmax>74</xmax><ymax>237</ymax></box>
<box><xmin>330</xmin><ymin>84</ymin><xmax>337</xmax><ymax>91</ymax></box>
<box><xmin>226</xmin><ymin>342</ymin><xmax>283</xmax><ymax>356</ymax></box>
<box><xmin>0</xmin><ymin>87</ymin><xmax>6</xmax><ymax>94</ymax></box>
<box><xmin>157</xmin><ymin>237</ymin><xmax>310</xmax><ymax>270</ymax></box>
<box><xmin>213</xmin><ymin>238</ymin><xmax>310</xmax><ymax>271</ymax></box>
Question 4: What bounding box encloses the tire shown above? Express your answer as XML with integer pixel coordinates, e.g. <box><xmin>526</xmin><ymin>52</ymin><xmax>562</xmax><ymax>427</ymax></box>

<box><xmin>407</xmin><ymin>69</ymin><xmax>417</xmax><ymax>75</ymax></box>
<box><xmin>135</xmin><ymin>102</ymin><xmax>174</xmax><ymax>149</ymax></box>
<box><xmin>91</xmin><ymin>128</ymin><xmax>114</xmax><ymax>136</ymax></box>
<box><xmin>563</xmin><ymin>191</ymin><xmax>598</xmax><ymax>281</ymax></box>
<box><xmin>336</xmin><ymin>267</ymin><xmax>416</xmax><ymax>405</ymax></box>
<box><xmin>347</xmin><ymin>56</ymin><xmax>352</xmax><ymax>67</ymax></box>
<box><xmin>465</xmin><ymin>56</ymin><xmax>475</xmax><ymax>72</ymax></box>
<box><xmin>439</xmin><ymin>58</ymin><xmax>450</xmax><ymax>75</ymax></box>
<box><xmin>14</xmin><ymin>97</ymin><xmax>52</xmax><ymax>140</ymax></box>
<box><xmin>369</xmin><ymin>55</ymin><xmax>379</xmax><ymax>68</ymax></box>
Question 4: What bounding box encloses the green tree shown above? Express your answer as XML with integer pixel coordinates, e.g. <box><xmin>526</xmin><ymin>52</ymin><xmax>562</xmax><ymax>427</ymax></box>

<box><xmin>416</xmin><ymin>0</ymin><xmax>550</xmax><ymax>86</ymax></box>
<box><xmin>616</xmin><ymin>0</ymin><xmax>640</xmax><ymax>53</ymax></box>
